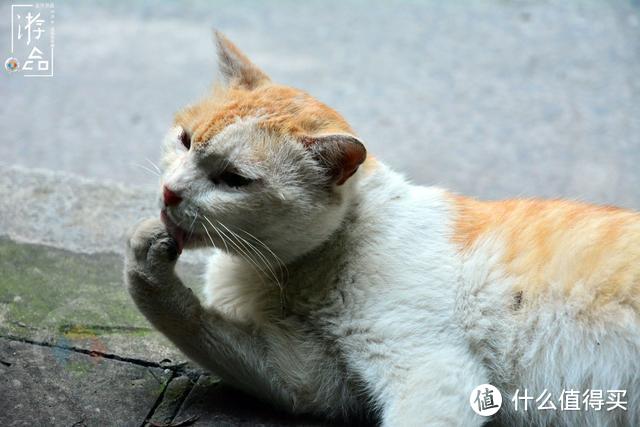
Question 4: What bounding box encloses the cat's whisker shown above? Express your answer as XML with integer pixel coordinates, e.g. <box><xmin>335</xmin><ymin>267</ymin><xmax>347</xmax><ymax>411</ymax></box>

<box><xmin>221</xmin><ymin>157</ymin><xmax>231</xmax><ymax>173</ymax></box>
<box><xmin>227</xmin><ymin>224</ymin><xmax>288</xmax><ymax>287</ymax></box>
<box><xmin>217</xmin><ymin>222</ymin><xmax>287</xmax><ymax>315</ymax></box>
<box><xmin>145</xmin><ymin>157</ymin><xmax>162</xmax><ymax>174</ymax></box>
<box><xmin>202</xmin><ymin>215</ymin><xmax>229</xmax><ymax>253</ymax></box>
<box><xmin>201</xmin><ymin>220</ymin><xmax>217</xmax><ymax>250</ymax></box>
<box><xmin>132</xmin><ymin>163</ymin><xmax>160</xmax><ymax>177</ymax></box>
<box><xmin>217</xmin><ymin>221</ymin><xmax>282</xmax><ymax>289</ymax></box>
<box><xmin>234</xmin><ymin>226</ymin><xmax>289</xmax><ymax>284</ymax></box>
<box><xmin>203</xmin><ymin>216</ymin><xmax>268</xmax><ymax>284</ymax></box>
<box><xmin>217</xmin><ymin>225</ymin><xmax>269</xmax><ymax>279</ymax></box>
<box><xmin>207</xmin><ymin>220</ymin><xmax>269</xmax><ymax>287</ymax></box>
<box><xmin>188</xmin><ymin>211</ymin><xmax>199</xmax><ymax>239</ymax></box>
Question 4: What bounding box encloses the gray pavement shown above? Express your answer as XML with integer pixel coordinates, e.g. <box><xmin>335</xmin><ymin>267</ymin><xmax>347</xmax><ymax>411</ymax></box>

<box><xmin>1</xmin><ymin>337</ymin><xmax>172</xmax><ymax>426</ymax></box>
<box><xmin>1</xmin><ymin>0</ymin><xmax>639</xmax><ymax>207</ymax></box>
<box><xmin>0</xmin><ymin>165</ymin><xmax>329</xmax><ymax>426</ymax></box>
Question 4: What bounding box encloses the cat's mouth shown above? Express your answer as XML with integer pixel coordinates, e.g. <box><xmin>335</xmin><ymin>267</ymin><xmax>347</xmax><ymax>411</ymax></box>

<box><xmin>160</xmin><ymin>210</ymin><xmax>187</xmax><ymax>254</ymax></box>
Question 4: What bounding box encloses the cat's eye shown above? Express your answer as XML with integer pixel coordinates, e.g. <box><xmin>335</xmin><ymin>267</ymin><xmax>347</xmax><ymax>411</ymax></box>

<box><xmin>212</xmin><ymin>170</ymin><xmax>253</xmax><ymax>188</ymax></box>
<box><xmin>179</xmin><ymin>129</ymin><xmax>191</xmax><ymax>150</ymax></box>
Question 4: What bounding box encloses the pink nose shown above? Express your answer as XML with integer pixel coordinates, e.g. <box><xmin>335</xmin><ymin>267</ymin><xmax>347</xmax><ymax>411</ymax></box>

<box><xmin>163</xmin><ymin>186</ymin><xmax>182</xmax><ymax>207</ymax></box>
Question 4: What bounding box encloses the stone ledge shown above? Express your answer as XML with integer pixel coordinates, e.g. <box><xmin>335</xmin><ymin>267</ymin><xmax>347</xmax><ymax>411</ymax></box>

<box><xmin>0</xmin><ymin>164</ymin><xmax>209</xmax><ymax>264</ymax></box>
<box><xmin>0</xmin><ymin>166</ymin><xmax>334</xmax><ymax>426</ymax></box>
<box><xmin>0</xmin><ymin>236</ymin><xmax>192</xmax><ymax>364</ymax></box>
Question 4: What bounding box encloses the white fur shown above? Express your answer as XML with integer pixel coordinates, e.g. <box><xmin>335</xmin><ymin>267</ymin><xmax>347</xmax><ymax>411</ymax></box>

<box><xmin>125</xmin><ymin>123</ymin><xmax>639</xmax><ymax>426</ymax></box>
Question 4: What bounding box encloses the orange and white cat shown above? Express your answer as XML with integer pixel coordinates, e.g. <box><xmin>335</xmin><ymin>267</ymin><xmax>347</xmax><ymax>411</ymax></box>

<box><xmin>125</xmin><ymin>33</ymin><xmax>640</xmax><ymax>426</ymax></box>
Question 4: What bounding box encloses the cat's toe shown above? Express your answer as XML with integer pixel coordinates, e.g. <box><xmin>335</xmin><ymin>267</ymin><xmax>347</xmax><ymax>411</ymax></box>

<box><xmin>126</xmin><ymin>217</ymin><xmax>171</xmax><ymax>264</ymax></box>
<box><xmin>148</xmin><ymin>230</ymin><xmax>180</xmax><ymax>263</ymax></box>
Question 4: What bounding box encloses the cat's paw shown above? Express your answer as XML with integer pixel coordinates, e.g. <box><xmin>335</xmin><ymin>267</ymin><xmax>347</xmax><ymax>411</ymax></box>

<box><xmin>125</xmin><ymin>217</ymin><xmax>180</xmax><ymax>272</ymax></box>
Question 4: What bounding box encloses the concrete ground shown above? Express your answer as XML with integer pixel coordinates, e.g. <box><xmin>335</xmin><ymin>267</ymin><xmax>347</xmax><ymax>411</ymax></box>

<box><xmin>1</xmin><ymin>0</ymin><xmax>639</xmax><ymax>426</ymax></box>
<box><xmin>0</xmin><ymin>166</ymin><xmax>328</xmax><ymax>426</ymax></box>
<box><xmin>1</xmin><ymin>0</ymin><xmax>640</xmax><ymax>208</ymax></box>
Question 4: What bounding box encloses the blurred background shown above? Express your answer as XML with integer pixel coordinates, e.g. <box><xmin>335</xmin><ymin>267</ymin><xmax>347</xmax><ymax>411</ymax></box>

<box><xmin>2</xmin><ymin>0</ymin><xmax>639</xmax><ymax>208</ymax></box>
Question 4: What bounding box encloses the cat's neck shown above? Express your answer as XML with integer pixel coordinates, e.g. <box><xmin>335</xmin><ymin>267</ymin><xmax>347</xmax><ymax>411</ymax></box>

<box><xmin>276</xmin><ymin>162</ymin><xmax>410</xmax><ymax>266</ymax></box>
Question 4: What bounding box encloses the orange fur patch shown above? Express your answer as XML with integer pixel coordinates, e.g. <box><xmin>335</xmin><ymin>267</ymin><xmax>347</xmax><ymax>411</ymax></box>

<box><xmin>452</xmin><ymin>195</ymin><xmax>640</xmax><ymax>310</ymax></box>
<box><xmin>175</xmin><ymin>84</ymin><xmax>353</xmax><ymax>145</ymax></box>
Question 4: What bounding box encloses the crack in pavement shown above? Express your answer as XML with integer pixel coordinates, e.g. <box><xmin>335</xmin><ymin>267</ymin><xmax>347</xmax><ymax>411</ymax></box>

<box><xmin>0</xmin><ymin>334</ymin><xmax>205</xmax><ymax>426</ymax></box>
<box><xmin>167</xmin><ymin>374</ymin><xmax>201</xmax><ymax>425</ymax></box>
<box><xmin>58</xmin><ymin>323</ymin><xmax>153</xmax><ymax>335</ymax></box>
<box><xmin>141</xmin><ymin>370</ymin><xmax>176</xmax><ymax>427</ymax></box>
<box><xmin>143</xmin><ymin>368</ymin><xmax>202</xmax><ymax>426</ymax></box>
<box><xmin>0</xmin><ymin>334</ymin><xmax>191</xmax><ymax>372</ymax></box>
<box><xmin>140</xmin><ymin>369</ymin><xmax>201</xmax><ymax>426</ymax></box>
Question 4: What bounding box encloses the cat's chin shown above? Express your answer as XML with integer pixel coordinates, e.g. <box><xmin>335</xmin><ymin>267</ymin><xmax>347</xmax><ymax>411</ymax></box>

<box><xmin>160</xmin><ymin>210</ymin><xmax>186</xmax><ymax>254</ymax></box>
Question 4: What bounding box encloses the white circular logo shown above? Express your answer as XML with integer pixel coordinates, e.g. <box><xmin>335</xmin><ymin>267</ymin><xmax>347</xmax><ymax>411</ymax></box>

<box><xmin>470</xmin><ymin>384</ymin><xmax>502</xmax><ymax>416</ymax></box>
<box><xmin>5</xmin><ymin>57</ymin><xmax>19</xmax><ymax>72</ymax></box>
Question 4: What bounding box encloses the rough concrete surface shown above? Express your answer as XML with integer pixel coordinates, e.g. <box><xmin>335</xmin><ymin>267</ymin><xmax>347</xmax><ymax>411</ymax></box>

<box><xmin>0</xmin><ymin>235</ymin><xmax>188</xmax><ymax>363</ymax></box>
<box><xmin>0</xmin><ymin>337</ymin><xmax>172</xmax><ymax>426</ymax></box>
<box><xmin>1</xmin><ymin>0</ymin><xmax>639</xmax><ymax>208</ymax></box>
<box><xmin>0</xmin><ymin>165</ymin><xmax>210</xmax><ymax>264</ymax></box>
<box><xmin>1</xmin><ymin>0</ymin><xmax>639</xmax><ymax>425</ymax></box>
<box><xmin>0</xmin><ymin>166</ymin><xmax>333</xmax><ymax>425</ymax></box>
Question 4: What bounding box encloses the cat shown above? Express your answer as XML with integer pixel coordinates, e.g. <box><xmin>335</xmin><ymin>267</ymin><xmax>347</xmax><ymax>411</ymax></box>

<box><xmin>125</xmin><ymin>32</ymin><xmax>640</xmax><ymax>426</ymax></box>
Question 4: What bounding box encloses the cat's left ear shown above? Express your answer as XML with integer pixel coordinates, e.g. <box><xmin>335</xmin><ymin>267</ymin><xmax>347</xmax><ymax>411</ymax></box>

<box><xmin>302</xmin><ymin>134</ymin><xmax>367</xmax><ymax>185</ymax></box>
<box><xmin>214</xmin><ymin>31</ymin><xmax>270</xmax><ymax>90</ymax></box>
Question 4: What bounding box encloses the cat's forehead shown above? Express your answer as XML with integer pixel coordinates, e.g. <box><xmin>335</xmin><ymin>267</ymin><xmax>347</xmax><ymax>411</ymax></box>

<box><xmin>174</xmin><ymin>84</ymin><xmax>352</xmax><ymax>147</ymax></box>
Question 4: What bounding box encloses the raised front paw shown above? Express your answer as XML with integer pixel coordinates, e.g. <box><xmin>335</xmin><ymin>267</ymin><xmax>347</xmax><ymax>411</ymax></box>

<box><xmin>125</xmin><ymin>217</ymin><xmax>181</xmax><ymax>274</ymax></box>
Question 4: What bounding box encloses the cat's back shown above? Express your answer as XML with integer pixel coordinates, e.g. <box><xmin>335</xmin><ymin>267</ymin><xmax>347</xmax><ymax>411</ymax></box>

<box><xmin>451</xmin><ymin>195</ymin><xmax>640</xmax><ymax>426</ymax></box>
<box><xmin>451</xmin><ymin>196</ymin><xmax>640</xmax><ymax>311</ymax></box>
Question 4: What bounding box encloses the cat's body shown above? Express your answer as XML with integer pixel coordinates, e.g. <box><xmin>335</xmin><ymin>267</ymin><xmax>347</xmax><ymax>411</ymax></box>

<box><xmin>125</xmin><ymin>34</ymin><xmax>640</xmax><ymax>426</ymax></box>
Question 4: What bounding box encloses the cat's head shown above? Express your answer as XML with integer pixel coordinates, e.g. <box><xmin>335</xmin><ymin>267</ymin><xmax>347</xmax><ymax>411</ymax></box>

<box><xmin>159</xmin><ymin>32</ymin><xmax>367</xmax><ymax>262</ymax></box>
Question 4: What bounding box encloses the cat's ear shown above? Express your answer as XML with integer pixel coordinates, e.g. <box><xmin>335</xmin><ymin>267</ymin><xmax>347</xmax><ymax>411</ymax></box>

<box><xmin>214</xmin><ymin>31</ymin><xmax>270</xmax><ymax>90</ymax></box>
<box><xmin>302</xmin><ymin>134</ymin><xmax>367</xmax><ymax>185</ymax></box>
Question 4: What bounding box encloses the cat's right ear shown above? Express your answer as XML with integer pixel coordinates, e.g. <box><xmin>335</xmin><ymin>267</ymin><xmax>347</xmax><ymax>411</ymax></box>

<box><xmin>302</xmin><ymin>134</ymin><xmax>367</xmax><ymax>186</ymax></box>
<box><xmin>214</xmin><ymin>31</ymin><xmax>270</xmax><ymax>90</ymax></box>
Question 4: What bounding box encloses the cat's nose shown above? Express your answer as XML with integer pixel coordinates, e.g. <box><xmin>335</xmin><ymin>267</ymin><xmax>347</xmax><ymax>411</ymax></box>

<box><xmin>163</xmin><ymin>185</ymin><xmax>183</xmax><ymax>207</ymax></box>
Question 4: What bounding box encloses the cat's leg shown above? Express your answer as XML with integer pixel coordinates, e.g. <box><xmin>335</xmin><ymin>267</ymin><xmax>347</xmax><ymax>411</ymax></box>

<box><xmin>123</xmin><ymin>218</ymin><xmax>338</xmax><ymax>414</ymax></box>
<box><xmin>380</xmin><ymin>346</ymin><xmax>489</xmax><ymax>427</ymax></box>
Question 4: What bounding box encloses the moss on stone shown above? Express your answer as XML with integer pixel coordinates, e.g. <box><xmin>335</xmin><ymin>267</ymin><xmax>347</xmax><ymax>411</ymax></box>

<box><xmin>0</xmin><ymin>237</ymin><xmax>144</xmax><ymax>333</ymax></box>
<box><xmin>0</xmin><ymin>238</ymin><xmax>202</xmax><ymax>363</ymax></box>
